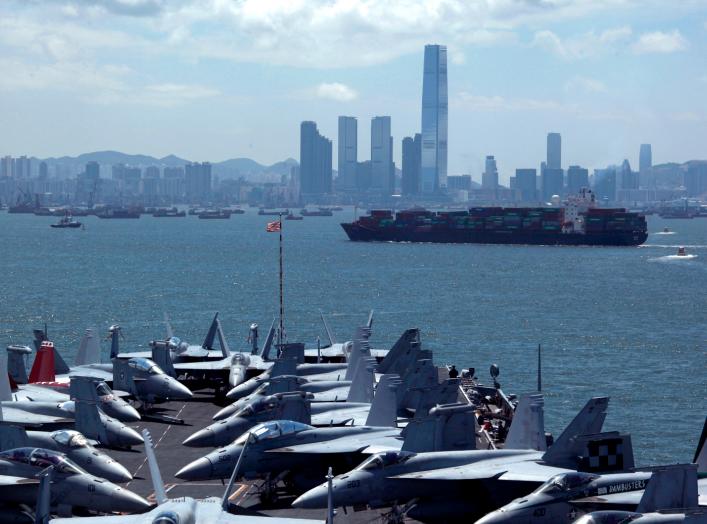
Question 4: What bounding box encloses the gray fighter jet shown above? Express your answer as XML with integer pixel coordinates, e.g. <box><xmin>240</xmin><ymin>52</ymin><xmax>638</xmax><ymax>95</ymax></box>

<box><xmin>26</xmin><ymin>329</ymin><xmax>193</xmax><ymax>406</ymax></box>
<box><xmin>176</xmin><ymin>381</ymin><xmax>485</xmax><ymax>493</ymax></box>
<box><xmin>475</xmin><ymin>418</ymin><xmax>707</xmax><ymax>524</ymax></box>
<box><xmin>49</xmin><ymin>428</ymin><xmax>325</xmax><ymax>524</ymax></box>
<box><xmin>0</xmin><ymin>425</ymin><xmax>132</xmax><ymax>483</ymax></box>
<box><xmin>573</xmin><ymin>464</ymin><xmax>705</xmax><ymax>524</ymax></box>
<box><xmin>303</xmin><ymin>310</ymin><xmax>386</xmax><ymax>362</ymax></box>
<box><xmin>0</xmin><ymin>446</ymin><xmax>149</xmax><ymax>514</ymax></box>
<box><xmin>1</xmin><ymin>369</ymin><xmax>144</xmax><ymax>449</ymax></box>
<box><xmin>293</xmin><ymin>397</ymin><xmax>635</xmax><ymax>522</ymax></box>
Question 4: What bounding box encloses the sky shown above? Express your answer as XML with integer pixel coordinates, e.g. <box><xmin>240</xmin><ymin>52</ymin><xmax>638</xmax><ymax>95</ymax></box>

<box><xmin>0</xmin><ymin>0</ymin><xmax>706</xmax><ymax>184</ymax></box>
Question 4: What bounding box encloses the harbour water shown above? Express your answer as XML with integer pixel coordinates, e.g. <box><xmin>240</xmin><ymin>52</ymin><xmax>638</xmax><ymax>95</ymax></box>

<box><xmin>0</xmin><ymin>210</ymin><xmax>705</xmax><ymax>466</ymax></box>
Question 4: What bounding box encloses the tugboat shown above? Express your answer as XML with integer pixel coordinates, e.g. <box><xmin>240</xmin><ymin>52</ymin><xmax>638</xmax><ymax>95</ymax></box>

<box><xmin>50</xmin><ymin>213</ymin><xmax>82</xmax><ymax>229</ymax></box>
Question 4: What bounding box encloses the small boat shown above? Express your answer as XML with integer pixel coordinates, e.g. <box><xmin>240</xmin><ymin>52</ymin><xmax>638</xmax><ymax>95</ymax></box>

<box><xmin>50</xmin><ymin>213</ymin><xmax>82</xmax><ymax>229</ymax></box>
<box><xmin>677</xmin><ymin>246</ymin><xmax>687</xmax><ymax>257</ymax></box>
<box><xmin>198</xmin><ymin>209</ymin><xmax>231</xmax><ymax>219</ymax></box>
<box><xmin>663</xmin><ymin>227</ymin><xmax>670</xmax><ymax>233</ymax></box>
<box><xmin>153</xmin><ymin>207</ymin><xmax>186</xmax><ymax>217</ymax></box>
<box><xmin>300</xmin><ymin>207</ymin><xmax>333</xmax><ymax>217</ymax></box>
<box><xmin>285</xmin><ymin>213</ymin><xmax>303</xmax><ymax>221</ymax></box>
<box><xmin>258</xmin><ymin>208</ymin><xmax>289</xmax><ymax>216</ymax></box>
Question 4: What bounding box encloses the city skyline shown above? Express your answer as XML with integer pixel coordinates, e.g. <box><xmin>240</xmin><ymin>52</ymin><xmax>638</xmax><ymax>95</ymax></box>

<box><xmin>0</xmin><ymin>1</ymin><xmax>706</xmax><ymax>184</ymax></box>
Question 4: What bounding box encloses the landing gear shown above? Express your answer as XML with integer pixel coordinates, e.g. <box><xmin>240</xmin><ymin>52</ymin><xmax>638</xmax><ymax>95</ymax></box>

<box><xmin>381</xmin><ymin>500</ymin><xmax>417</xmax><ymax>524</ymax></box>
<box><xmin>257</xmin><ymin>471</ymin><xmax>290</xmax><ymax>505</ymax></box>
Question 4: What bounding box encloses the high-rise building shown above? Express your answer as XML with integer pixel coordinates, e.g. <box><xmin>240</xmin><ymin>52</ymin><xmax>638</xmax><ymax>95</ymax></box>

<box><xmin>38</xmin><ymin>161</ymin><xmax>48</xmax><ymax>180</ymax></box>
<box><xmin>515</xmin><ymin>168</ymin><xmax>537</xmax><ymax>202</ymax></box>
<box><xmin>401</xmin><ymin>134</ymin><xmax>421</xmax><ymax>196</ymax></box>
<box><xmin>371</xmin><ymin>116</ymin><xmax>394</xmax><ymax>196</ymax></box>
<box><xmin>185</xmin><ymin>162</ymin><xmax>212</xmax><ymax>203</ymax></box>
<box><xmin>337</xmin><ymin>116</ymin><xmax>357</xmax><ymax>192</ymax></box>
<box><xmin>567</xmin><ymin>165</ymin><xmax>589</xmax><ymax>194</ymax></box>
<box><xmin>547</xmin><ymin>132</ymin><xmax>561</xmax><ymax>170</ymax></box>
<box><xmin>1</xmin><ymin>156</ymin><xmax>14</xmax><ymax>178</ymax></box>
<box><xmin>356</xmin><ymin>161</ymin><xmax>372</xmax><ymax>192</ymax></box>
<box><xmin>685</xmin><ymin>163</ymin><xmax>707</xmax><ymax>197</ymax></box>
<box><xmin>14</xmin><ymin>156</ymin><xmax>31</xmax><ymax>178</ymax></box>
<box><xmin>639</xmin><ymin>144</ymin><xmax>652</xmax><ymax>174</ymax></box>
<box><xmin>619</xmin><ymin>159</ymin><xmax>638</xmax><ymax>190</ymax></box>
<box><xmin>85</xmin><ymin>161</ymin><xmax>100</xmax><ymax>180</ymax></box>
<box><xmin>541</xmin><ymin>168</ymin><xmax>564</xmax><ymax>200</ymax></box>
<box><xmin>593</xmin><ymin>168</ymin><xmax>616</xmax><ymax>201</ymax></box>
<box><xmin>421</xmin><ymin>44</ymin><xmax>448</xmax><ymax>193</ymax></box>
<box><xmin>300</xmin><ymin>121</ymin><xmax>332</xmax><ymax>198</ymax></box>
<box><xmin>482</xmin><ymin>155</ymin><xmax>498</xmax><ymax>190</ymax></box>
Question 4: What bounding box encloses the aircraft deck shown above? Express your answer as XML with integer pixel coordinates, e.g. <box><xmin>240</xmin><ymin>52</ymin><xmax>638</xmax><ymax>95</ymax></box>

<box><xmin>111</xmin><ymin>393</ymin><xmax>408</xmax><ymax>523</ymax></box>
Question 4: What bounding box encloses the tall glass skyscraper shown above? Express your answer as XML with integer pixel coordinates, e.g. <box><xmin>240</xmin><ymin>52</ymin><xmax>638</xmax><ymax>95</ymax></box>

<box><xmin>421</xmin><ymin>44</ymin><xmax>447</xmax><ymax>194</ymax></box>
<box><xmin>338</xmin><ymin>116</ymin><xmax>357</xmax><ymax>191</ymax></box>
<box><xmin>547</xmin><ymin>132</ymin><xmax>561</xmax><ymax>169</ymax></box>
<box><xmin>371</xmin><ymin>116</ymin><xmax>394</xmax><ymax>196</ymax></box>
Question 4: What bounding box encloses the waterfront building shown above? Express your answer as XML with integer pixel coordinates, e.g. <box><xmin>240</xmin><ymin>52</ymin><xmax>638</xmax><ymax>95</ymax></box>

<box><xmin>421</xmin><ymin>44</ymin><xmax>448</xmax><ymax>193</ymax></box>
<box><xmin>185</xmin><ymin>162</ymin><xmax>212</xmax><ymax>203</ymax></box>
<box><xmin>547</xmin><ymin>132</ymin><xmax>561</xmax><ymax>170</ymax></box>
<box><xmin>300</xmin><ymin>121</ymin><xmax>332</xmax><ymax>199</ymax></box>
<box><xmin>401</xmin><ymin>133</ymin><xmax>422</xmax><ymax>196</ymax></box>
<box><xmin>371</xmin><ymin>116</ymin><xmax>394</xmax><ymax>196</ymax></box>
<box><xmin>567</xmin><ymin>165</ymin><xmax>589</xmax><ymax>194</ymax></box>
<box><xmin>337</xmin><ymin>116</ymin><xmax>357</xmax><ymax>192</ymax></box>
<box><xmin>515</xmin><ymin>168</ymin><xmax>537</xmax><ymax>202</ymax></box>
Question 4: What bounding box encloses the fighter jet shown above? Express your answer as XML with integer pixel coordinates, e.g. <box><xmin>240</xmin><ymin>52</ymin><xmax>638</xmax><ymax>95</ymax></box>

<box><xmin>6</xmin><ymin>345</ymin><xmax>140</xmax><ymax>423</ymax></box>
<box><xmin>303</xmin><ymin>310</ymin><xmax>383</xmax><ymax>362</ymax></box>
<box><xmin>293</xmin><ymin>397</ymin><xmax>635</xmax><ymax>522</ymax></box>
<box><xmin>49</xmin><ymin>428</ymin><xmax>326</xmax><ymax>524</ymax></box>
<box><xmin>0</xmin><ymin>446</ymin><xmax>149</xmax><ymax>514</ymax></box>
<box><xmin>1</xmin><ymin>367</ymin><xmax>144</xmax><ymax>449</ymax></box>
<box><xmin>475</xmin><ymin>418</ymin><xmax>707</xmax><ymax>524</ymax></box>
<box><xmin>118</xmin><ymin>312</ymin><xmax>229</xmax><ymax>362</ymax></box>
<box><xmin>0</xmin><ymin>425</ymin><xmax>132</xmax><ymax>483</ymax></box>
<box><xmin>176</xmin><ymin>381</ymin><xmax>483</xmax><ymax>494</ymax></box>
<box><xmin>573</xmin><ymin>464</ymin><xmax>706</xmax><ymax>524</ymax></box>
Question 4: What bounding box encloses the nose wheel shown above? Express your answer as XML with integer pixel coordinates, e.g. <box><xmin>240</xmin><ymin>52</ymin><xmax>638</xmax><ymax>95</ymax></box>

<box><xmin>381</xmin><ymin>499</ymin><xmax>417</xmax><ymax>524</ymax></box>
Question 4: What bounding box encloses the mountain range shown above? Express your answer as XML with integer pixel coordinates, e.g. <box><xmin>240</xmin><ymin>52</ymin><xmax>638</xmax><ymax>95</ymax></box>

<box><xmin>35</xmin><ymin>151</ymin><xmax>299</xmax><ymax>181</ymax></box>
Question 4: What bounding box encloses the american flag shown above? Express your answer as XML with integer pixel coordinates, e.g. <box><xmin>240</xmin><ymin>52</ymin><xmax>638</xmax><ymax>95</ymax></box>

<box><xmin>266</xmin><ymin>220</ymin><xmax>281</xmax><ymax>232</ymax></box>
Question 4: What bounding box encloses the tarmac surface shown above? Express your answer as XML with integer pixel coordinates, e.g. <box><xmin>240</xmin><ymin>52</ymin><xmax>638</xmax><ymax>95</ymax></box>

<box><xmin>110</xmin><ymin>392</ymin><xmax>399</xmax><ymax>523</ymax></box>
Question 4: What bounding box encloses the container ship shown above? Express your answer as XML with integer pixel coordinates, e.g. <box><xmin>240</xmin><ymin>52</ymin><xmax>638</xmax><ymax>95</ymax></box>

<box><xmin>342</xmin><ymin>189</ymin><xmax>648</xmax><ymax>246</ymax></box>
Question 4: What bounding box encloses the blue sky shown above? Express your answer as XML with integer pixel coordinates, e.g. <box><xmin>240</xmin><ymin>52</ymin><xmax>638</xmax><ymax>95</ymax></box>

<box><xmin>0</xmin><ymin>0</ymin><xmax>705</xmax><ymax>183</ymax></box>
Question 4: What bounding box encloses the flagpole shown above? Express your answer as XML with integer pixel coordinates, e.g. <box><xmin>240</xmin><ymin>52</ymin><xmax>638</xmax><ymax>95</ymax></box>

<box><xmin>278</xmin><ymin>212</ymin><xmax>284</xmax><ymax>348</ymax></box>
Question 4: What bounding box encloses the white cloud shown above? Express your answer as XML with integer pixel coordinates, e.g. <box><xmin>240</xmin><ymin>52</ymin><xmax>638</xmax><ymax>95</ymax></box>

<box><xmin>631</xmin><ymin>30</ymin><xmax>688</xmax><ymax>54</ymax></box>
<box><xmin>314</xmin><ymin>82</ymin><xmax>358</xmax><ymax>102</ymax></box>
<box><xmin>531</xmin><ymin>26</ymin><xmax>632</xmax><ymax>60</ymax></box>
<box><xmin>455</xmin><ymin>91</ymin><xmax>563</xmax><ymax>112</ymax></box>
<box><xmin>565</xmin><ymin>76</ymin><xmax>608</xmax><ymax>93</ymax></box>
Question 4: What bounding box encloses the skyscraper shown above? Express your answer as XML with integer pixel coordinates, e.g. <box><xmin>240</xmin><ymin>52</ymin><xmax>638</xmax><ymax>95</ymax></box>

<box><xmin>619</xmin><ymin>159</ymin><xmax>638</xmax><ymax>190</ymax></box>
<box><xmin>541</xmin><ymin>168</ymin><xmax>564</xmax><ymax>200</ymax></box>
<box><xmin>402</xmin><ymin>133</ymin><xmax>422</xmax><ymax>196</ymax></box>
<box><xmin>482</xmin><ymin>155</ymin><xmax>498</xmax><ymax>190</ymax></box>
<box><xmin>421</xmin><ymin>44</ymin><xmax>448</xmax><ymax>193</ymax></box>
<box><xmin>300</xmin><ymin>121</ymin><xmax>332</xmax><ymax>198</ymax></box>
<box><xmin>567</xmin><ymin>165</ymin><xmax>589</xmax><ymax>194</ymax></box>
<box><xmin>185</xmin><ymin>162</ymin><xmax>212</xmax><ymax>202</ymax></box>
<box><xmin>515</xmin><ymin>169</ymin><xmax>537</xmax><ymax>202</ymax></box>
<box><xmin>639</xmin><ymin>144</ymin><xmax>652</xmax><ymax>174</ymax></box>
<box><xmin>547</xmin><ymin>132</ymin><xmax>561</xmax><ymax>170</ymax></box>
<box><xmin>337</xmin><ymin>116</ymin><xmax>357</xmax><ymax>191</ymax></box>
<box><xmin>371</xmin><ymin>116</ymin><xmax>394</xmax><ymax>196</ymax></box>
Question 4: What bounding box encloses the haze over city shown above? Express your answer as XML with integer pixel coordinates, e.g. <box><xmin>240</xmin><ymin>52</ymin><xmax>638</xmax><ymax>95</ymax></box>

<box><xmin>1</xmin><ymin>0</ymin><xmax>706</xmax><ymax>182</ymax></box>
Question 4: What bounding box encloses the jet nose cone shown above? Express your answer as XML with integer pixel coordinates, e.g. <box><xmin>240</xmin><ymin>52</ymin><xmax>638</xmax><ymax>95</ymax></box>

<box><xmin>113</xmin><ymin>486</ymin><xmax>152</xmax><ymax>513</ymax></box>
<box><xmin>175</xmin><ymin>456</ymin><xmax>212</xmax><ymax>481</ymax></box>
<box><xmin>121</xmin><ymin>425</ymin><xmax>145</xmax><ymax>447</ymax></box>
<box><xmin>292</xmin><ymin>484</ymin><xmax>329</xmax><ymax>509</ymax></box>
<box><xmin>213</xmin><ymin>403</ymin><xmax>238</xmax><ymax>420</ymax></box>
<box><xmin>183</xmin><ymin>427</ymin><xmax>215</xmax><ymax>448</ymax></box>
<box><xmin>116</xmin><ymin>403</ymin><xmax>141</xmax><ymax>422</ymax></box>
<box><xmin>474</xmin><ymin>510</ymin><xmax>508</xmax><ymax>524</ymax></box>
<box><xmin>167</xmin><ymin>379</ymin><xmax>193</xmax><ymax>400</ymax></box>
<box><xmin>92</xmin><ymin>457</ymin><xmax>133</xmax><ymax>483</ymax></box>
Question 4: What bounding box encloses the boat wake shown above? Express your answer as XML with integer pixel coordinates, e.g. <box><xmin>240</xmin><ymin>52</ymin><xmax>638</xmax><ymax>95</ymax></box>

<box><xmin>653</xmin><ymin>231</ymin><xmax>676</xmax><ymax>235</ymax></box>
<box><xmin>649</xmin><ymin>254</ymin><xmax>699</xmax><ymax>262</ymax></box>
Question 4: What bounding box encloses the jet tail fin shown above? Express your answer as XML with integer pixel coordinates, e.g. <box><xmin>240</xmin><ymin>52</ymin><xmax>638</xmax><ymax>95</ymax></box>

<box><xmin>399</xmin><ymin>358</ymin><xmax>439</xmax><ymax>412</ymax></box>
<box><xmin>260</xmin><ymin>392</ymin><xmax>312</xmax><ymax>424</ymax></box>
<box><xmin>151</xmin><ymin>342</ymin><xmax>176</xmax><ymax>378</ymax></box>
<box><xmin>366</xmin><ymin>310</ymin><xmax>374</xmax><ymax>330</ymax></box>
<box><xmin>365</xmin><ymin>374</ymin><xmax>402</xmax><ymax>427</ymax></box>
<box><xmin>270</xmin><ymin>356</ymin><xmax>298</xmax><ymax>378</ymax></box>
<box><xmin>377</xmin><ymin>329</ymin><xmax>421</xmax><ymax>375</ymax></box>
<box><xmin>163</xmin><ymin>312</ymin><xmax>174</xmax><ymax>340</ymax></box>
<box><xmin>52</xmin><ymin>344</ymin><xmax>70</xmax><ymax>375</ymax></box>
<box><xmin>637</xmin><ymin>464</ymin><xmax>698</xmax><ymax>513</ymax></box>
<box><xmin>542</xmin><ymin>397</ymin><xmax>608</xmax><ymax>467</ymax></box>
<box><xmin>505</xmin><ymin>393</ymin><xmax>546</xmax><ymax>451</ymax></box>
<box><xmin>142</xmin><ymin>429</ymin><xmax>169</xmax><ymax>505</ymax></box>
<box><xmin>402</xmin><ymin>402</ymin><xmax>477</xmax><ymax>452</ymax></box>
<box><xmin>346</xmin><ymin>356</ymin><xmax>376</xmax><ymax>403</ymax></box>
<box><xmin>0</xmin><ymin>352</ymin><xmax>13</xmax><ymax>401</ymax></box>
<box><xmin>693</xmin><ymin>417</ymin><xmax>707</xmax><ymax>473</ymax></box>
<box><xmin>260</xmin><ymin>318</ymin><xmax>276</xmax><ymax>360</ymax></box>
<box><xmin>0</xmin><ymin>424</ymin><xmax>30</xmax><ymax>449</ymax></box>
<box><xmin>74</xmin><ymin>329</ymin><xmax>101</xmax><ymax>366</ymax></box>
<box><xmin>108</xmin><ymin>325</ymin><xmax>123</xmax><ymax>359</ymax></box>
<box><xmin>75</xmin><ymin>398</ymin><xmax>109</xmax><ymax>444</ymax></box>
<box><xmin>216</xmin><ymin>318</ymin><xmax>230</xmax><ymax>359</ymax></box>
<box><xmin>34</xmin><ymin>466</ymin><xmax>52</xmax><ymax>524</ymax></box>
<box><xmin>344</xmin><ymin>327</ymin><xmax>372</xmax><ymax>381</ymax></box>
<box><xmin>6</xmin><ymin>345</ymin><xmax>29</xmax><ymax>385</ymax></box>
<box><xmin>28</xmin><ymin>341</ymin><xmax>55</xmax><ymax>383</ymax></box>
<box><xmin>202</xmin><ymin>312</ymin><xmax>219</xmax><ymax>350</ymax></box>
<box><xmin>320</xmin><ymin>311</ymin><xmax>336</xmax><ymax>347</ymax></box>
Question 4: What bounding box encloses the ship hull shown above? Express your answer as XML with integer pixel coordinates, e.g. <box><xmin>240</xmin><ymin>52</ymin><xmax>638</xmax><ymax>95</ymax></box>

<box><xmin>341</xmin><ymin>223</ymin><xmax>647</xmax><ymax>246</ymax></box>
